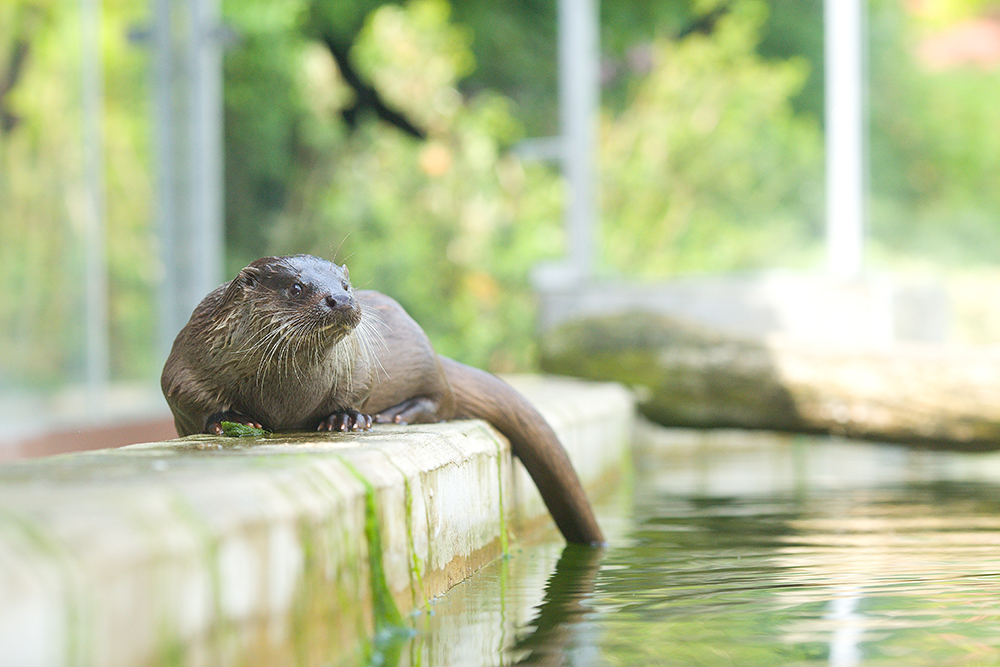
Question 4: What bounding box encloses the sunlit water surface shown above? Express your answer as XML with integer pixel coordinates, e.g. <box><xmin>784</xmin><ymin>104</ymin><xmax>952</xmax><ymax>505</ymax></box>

<box><xmin>390</xmin><ymin>428</ymin><xmax>1000</xmax><ymax>666</ymax></box>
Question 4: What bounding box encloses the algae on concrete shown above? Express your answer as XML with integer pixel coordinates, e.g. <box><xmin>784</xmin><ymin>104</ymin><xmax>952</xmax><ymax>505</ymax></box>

<box><xmin>340</xmin><ymin>458</ymin><xmax>412</xmax><ymax>662</ymax></box>
<box><xmin>219</xmin><ymin>422</ymin><xmax>270</xmax><ymax>438</ymax></box>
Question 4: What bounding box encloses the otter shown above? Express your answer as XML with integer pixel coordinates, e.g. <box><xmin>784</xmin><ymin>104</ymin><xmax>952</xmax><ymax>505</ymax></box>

<box><xmin>161</xmin><ymin>255</ymin><xmax>604</xmax><ymax>545</ymax></box>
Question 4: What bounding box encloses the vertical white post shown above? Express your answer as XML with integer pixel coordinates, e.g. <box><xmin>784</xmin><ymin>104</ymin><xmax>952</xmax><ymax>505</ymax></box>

<box><xmin>152</xmin><ymin>0</ymin><xmax>176</xmax><ymax>362</ymax></box>
<box><xmin>825</xmin><ymin>0</ymin><xmax>866</xmax><ymax>278</ymax></box>
<box><xmin>188</xmin><ymin>0</ymin><xmax>223</xmax><ymax>309</ymax></box>
<box><xmin>152</xmin><ymin>0</ymin><xmax>224</xmax><ymax>361</ymax></box>
<box><xmin>81</xmin><ymin>0</ymin><xmax>109</xmax><ymax>408</ymax></box>
<box><xmin>558</xmin><ymin>0</ymin><xmax>599</xmax><ymax>282</ymax></box>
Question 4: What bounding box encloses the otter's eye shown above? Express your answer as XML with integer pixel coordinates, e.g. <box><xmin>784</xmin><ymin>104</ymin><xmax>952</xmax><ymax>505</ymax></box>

<box><xmin>341</xmin><ymin>280</ymin><xmax>350</xmax><ymax>292</ymax></box>
<box><xmin>289</xmin><ymin>282</ymin><xmax>305</xmax><ymax>297</ymax></box>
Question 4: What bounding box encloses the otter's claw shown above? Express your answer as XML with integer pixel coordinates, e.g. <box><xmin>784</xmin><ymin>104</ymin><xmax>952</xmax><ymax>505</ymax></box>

<box><xmin>319</xmin><ymin>410</ymin><xmax>373</xmax><ymax>432</ymax></box>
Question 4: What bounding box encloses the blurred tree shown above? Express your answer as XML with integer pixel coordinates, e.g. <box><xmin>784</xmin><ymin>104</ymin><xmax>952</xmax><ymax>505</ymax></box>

<box><xmin>600</xmin><ymin>0</ymin><xmax>823</xmax><ymax>277</ymax></box>
<box><xmin>305</xmin><ymin>0</ymin><xmax>426</xmax><ymax>138</ymax></box>
<box><xmin>216</xmin><ymin>0</ymin><xmax>829</xmax><ymax>367</ymax></box>
<box><xmin>757</xmin><ymin>0</ymin><xmax>823</xmax><ymax>119</ymax></box>
<box><xmin>221</xmin><ymin>0</ymin><xmax>310</xmax><ymax>272</ymax></box>
<box><xmin>272</xmin><ymin>0</ymin><xmax>564</xmax><ymax>370</ymax></box>
<box><xmin>867</xmin><ymin>0</ymin><xmax>1000</xmax><ymax>266</ymax></box>
<box><xmin>0</xmin><ymin>0</ymin><xmax>155</xmax><ymax>386</ymax></box>
<box><xmin>219</xmin><ymin>0</ymin><xmax>828</xmax><ymax>267</ymax></box>
<box><xmin>452</xmin><ymin>1</ymin><xmax>827</xmax><ymax>129</ymax></box>
<box><xmin>0</xmin><ymin>3</ymin><xmax>41</xmax><ymax>133</ymax></box>
<box><xmin>7</xmin><ymin>0</ymin><xmax>1000</xmax><ymax>387</ymax></box>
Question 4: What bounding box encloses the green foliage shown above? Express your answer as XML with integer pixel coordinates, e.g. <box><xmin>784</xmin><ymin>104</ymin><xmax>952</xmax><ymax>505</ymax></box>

<box><xmin>757</xmin><ymin>0</ymin><xmax>823</xmax><ymax>118</ymax></box>
<box><xmin>222</xmin><ymin>0</ymin><xmax>311</xmax><ymax>269</ymax></box>
<box><xmin>262</xmin><ymin>0</ymin><xmax>826</xmax><ymax>364</ymax></box>
<box><xmin>219</xmin><ymin>421</ymin><xmax>269</xmax><ymax>437</ymax></box>
<box><xmin>1</xmin><ymin>2</ymin><xmax>79</xmax><ymax>386</ymax></box>
<box><xmin>867</xmin><ymin>1</ymin><xmax>1000</xmax><ymax>266</ymax></box>
<box><xmin>600</xmin><ymin>0</ymin><xmax>823</xmax><ymax>277</ymax></box>
<box><xmin>7</xmin><ymin>0</ymin><xmax>1000</xmax><ymax>393</ymax></box>
<box><xmin>269</xmin><ymin>0</ymin><xmax>564</xmax><ymax>369</ymax></box>
<box><xmin>451</xmin><ymin>0</ymin><xmax>559</xmax><ymax>135</ymax></box>
<box><xmin>0</xmin><ymin>0</ymin><xmax>156</xmax><ymax>387</ymax></box>
<box><xmin>453</xmin><ymin>0</ymin><xmax>825</xmax><ymax>131</ymax></box>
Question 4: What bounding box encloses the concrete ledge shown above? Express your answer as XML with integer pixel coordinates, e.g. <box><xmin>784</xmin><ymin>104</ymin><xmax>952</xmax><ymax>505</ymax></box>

<box><xmin>0</xmin><ymin>376</ymin><xmax>633</xmax><ymax>667</ymax></box>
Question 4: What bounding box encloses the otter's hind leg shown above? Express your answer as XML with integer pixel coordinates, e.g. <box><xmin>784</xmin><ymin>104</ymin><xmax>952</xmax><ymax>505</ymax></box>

<box><xmin>374</xmin><ymin>397</ymin><xmax>442</xmax><ymax>425</ymax></box>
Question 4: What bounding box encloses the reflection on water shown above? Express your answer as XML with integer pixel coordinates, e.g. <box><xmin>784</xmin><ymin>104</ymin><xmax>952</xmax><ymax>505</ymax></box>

<box><xmin>394</xmin><ymin>429</ymin><xmax>1000</xmax><ymax>666</ymax></box>
<box><xmin>593</xmin><ymin>482</ymin><xmax>1000</xmax><ymax>666</ymax></box>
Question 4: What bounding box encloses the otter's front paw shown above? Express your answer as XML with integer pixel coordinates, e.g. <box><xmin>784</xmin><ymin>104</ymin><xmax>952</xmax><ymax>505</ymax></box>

<box><xmin>318</xmin><ymin>410</ymin><xmax>373</xmax><ymax>432</ymax></box>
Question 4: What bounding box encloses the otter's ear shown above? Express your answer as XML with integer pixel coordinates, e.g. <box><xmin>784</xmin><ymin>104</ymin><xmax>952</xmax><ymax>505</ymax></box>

<box><xmin>341</xmin><ymin>264</ymin><xmax>350</xmax><ymax>281</ymax></box>
<box><xmin>237</xmin><ymin>265</ymin><xmax>262</xmax><ymax>288</ymax></box>
<box><xmin>217</xmin><ymin>266</ymin><xmax>260</xmax><ymax>307</ymax></box>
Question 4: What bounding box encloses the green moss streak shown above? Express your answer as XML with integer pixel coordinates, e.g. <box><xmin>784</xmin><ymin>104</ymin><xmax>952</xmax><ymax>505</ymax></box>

<box><xmin>339</xmin><ymin>458</ymin><xmax>413</xmax><ymax>665</ymax></box>
<box><xmin>402</xmin><ymin>476</ymin><xmax>428</xmax><ymax>610</ymax></box>
<box><xmin>0</xmin><ymin>511</ymin><xmax>87</xmax><ymax>664</ymax></box>
<box><xmin>495</xmin><ymin>437</ymin><xmax>509</xmax><ymax>557</ymax></box>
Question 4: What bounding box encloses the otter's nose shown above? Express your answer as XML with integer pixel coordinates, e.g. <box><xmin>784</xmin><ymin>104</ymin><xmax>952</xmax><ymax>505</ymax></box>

<box><xmin>324</xmin><ymin>293</ymin><xmax>354</xmax><ymax>311</ymax></box>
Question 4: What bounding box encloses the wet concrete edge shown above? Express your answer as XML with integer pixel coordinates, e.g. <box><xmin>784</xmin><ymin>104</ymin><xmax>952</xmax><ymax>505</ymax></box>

<box><xmin>0</xmin><ymin>376</ymin><xmax>634</xmax><ymax>667</ymax></box>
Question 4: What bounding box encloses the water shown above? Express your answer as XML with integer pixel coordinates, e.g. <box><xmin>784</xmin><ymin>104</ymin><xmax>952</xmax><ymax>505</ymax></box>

<box><xmin>393</xmin><ymin>428</ymin><xmax>1000</xmax><ymax>666</ymax></box>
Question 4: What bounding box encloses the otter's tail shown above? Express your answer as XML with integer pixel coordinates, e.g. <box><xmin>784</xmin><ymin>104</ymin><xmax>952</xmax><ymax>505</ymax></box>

<box><xmin>438</xmin><ymin>357</ymin><xmax>605</xmax><ymax>545</ymax></box>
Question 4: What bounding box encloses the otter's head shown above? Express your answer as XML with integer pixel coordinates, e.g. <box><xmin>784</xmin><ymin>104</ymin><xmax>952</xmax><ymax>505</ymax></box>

<box><xmin>216</xmin><ymin>255</ymin><xmax>362</xmax><ymax>354</ymax></box>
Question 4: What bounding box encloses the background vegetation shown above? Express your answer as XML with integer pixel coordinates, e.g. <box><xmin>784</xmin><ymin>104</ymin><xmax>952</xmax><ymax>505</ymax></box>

<box><xmin>2</xmin><ymin>0</ymin><xmax>999</xmax><ymax>399</ymax></box>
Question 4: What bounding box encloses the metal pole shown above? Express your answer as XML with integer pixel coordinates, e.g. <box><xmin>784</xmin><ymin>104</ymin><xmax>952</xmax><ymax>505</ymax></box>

<box><xmin>81</xmin><ymin>0</ymin><xmax>109</xmax><ymax>409</ymax></box>
<box><xmin>152</xmin><ymin>0</ymin><xmax>224</xmax><ymax>361</ymax></box>
<box><xmin>825</xmin><ymin>0</ymin><xmax>866</xmax><ymax>278</ymax></box>
<box><xmin>558</xmin><ymin>0</ymin><xmax>599</xmax><ymax>282</ymax></box>
<box><xmin>152</xmin><ymin>0</ymin><xmax>177</xmax><ymax>362</ymax></box>
<box><xmin>186</xmin><ymin>0</ymin><xmax>223</xmax><ymax>313</ymax></box>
